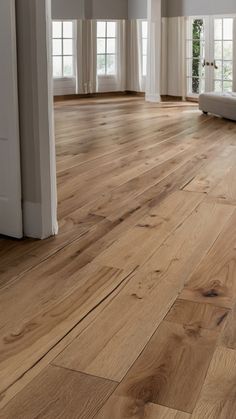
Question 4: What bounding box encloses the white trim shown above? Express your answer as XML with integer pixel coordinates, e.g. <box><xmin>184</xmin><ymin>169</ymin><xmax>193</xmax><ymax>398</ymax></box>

<box><xmin>145</xmin><ymin>93</ymin><xmax>161</xmax><ymax>102</ymax></box>
<box><xmin>23</xmin><ymin>202</ymin><xmax>43</xmax><ymax>239</ymax></box>
<box><xmin>32</xmin><ymin>0</ymin><xmax>58</xmax><ymax>239</ymax></box>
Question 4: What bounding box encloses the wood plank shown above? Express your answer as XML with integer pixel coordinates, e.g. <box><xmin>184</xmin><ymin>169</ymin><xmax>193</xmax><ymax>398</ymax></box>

<box><xmin>220</xmin><ymin>304</ymin><xmax>236</xmax><ymax>349</ymax></box>
<box><xmin>184</xmin><ymin>145</ymin><xmax>236</xmax><ymax>194</ymax></box>
<box><xmin>180</xmin><ymin>210</ymin><xmax>236</xmax><ymax>309</ymax></box>
<box><xmin>54</xmin><ymin>202</ymin><xmax>233</xmax><ymax>382</ymax></box>
<box><xmin>165</xmin><ymin>299</ymin><xmax>229</xmax><ymax>331</ymax></box>
<box><xmin>0</xmin><ymin>365</ymin><xmax>117</xmax><ymax>419</ymax></box>
<box><xmin>101</xmin><ymin>321</ymin><xmax>217</xmax><ymax>414</ymax></box>
<box><xmin>1</xmin><ymin>97</ymin><xmax>236</xmax><ymax>415</ymax></box>
<box><xmin>96</xmin><ymin>190</ymin><xmax>204</xmax><ymax>269</ymax></box>
<box><xmin>95</xmin><ymin>397</ymin><xmax>190</xmax><ymax>419</ymax></box>
<box><xmin>0</xmin><ymin>264</ymin><xmax>134</xmax><ymax>394</ymax></box>
<box><xmin>210</xmin><ymin>165</ymin><xmax>236</xmax><ymax>204</ymax></box>
<box><xmin>191</xmin><ymin>347</ymin><xmax>236</xmax><ymax>419</ymax></box>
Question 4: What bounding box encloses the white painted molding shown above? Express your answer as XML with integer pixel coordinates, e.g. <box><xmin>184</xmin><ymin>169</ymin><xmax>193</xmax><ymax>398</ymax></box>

<box><xmin>36</xmin><ymin>0</ymin><xmax>58</xmax><ymax>238</ymax></box>
<box><xmin>145</xmin><ymin>93</ymin><xmax>161</xmax><ymax>102</ymax></box>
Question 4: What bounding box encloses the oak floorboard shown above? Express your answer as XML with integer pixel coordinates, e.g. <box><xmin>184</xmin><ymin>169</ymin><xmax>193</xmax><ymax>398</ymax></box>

<box><xmin>0</xmin><ymin>264</ymin><xmax>133</xmax><ymax>394</ymax></box>
<box><xmin>96</xmin><ymin>322</ymin><xmax>218</xmax><ymax>414</ymax></box>
<box><xmin>95</xmin><ymin>397</ymin><xmax>190</xmax><ymax>419</ymax></box>
<box><xmin>184</xmin><ymin>144</ymin><xmax>236</xmax><ymax>194</ymax></box>
<box><xmin>0</xmin><ymin>365</ymin><xmax>117</xmax><ymax>419</ymax></box>
<box><xmin>95</xmin><ymin>190</ymin><xmax>204</xmax><ymax>270</ymax></box>
<box><xmin>54</xmin><ymin>201</ymin><xmax>233</xmax><ymax>382</ymax></box>
<box><xmin>191</xmin><ymin>347</ymin><xmax>236</xmax><ymax>419</ymax></box>
<box><xmin>165</xmin><ymin>299</ymin><xmax>229</xmax><ymax>332</ymax></box>
<box><xmin>220</xmin><ymin>303</ymin><xmax>236</xmax><ymax>349</ymax></box>
<box><xmin>180</xmin><ymin>210</ymin><xmax>236</xmax><ymax>309</ymax></box>
<box><xmin>1</xmin><ymin>97</ymin><xmax>236</xmax><ymax>414</ymax></box>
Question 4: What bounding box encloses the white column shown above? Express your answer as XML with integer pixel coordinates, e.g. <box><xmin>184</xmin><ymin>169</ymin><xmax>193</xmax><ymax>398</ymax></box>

<box><xmin>145</xmin><ymin>0</ymin><xmax>162</xmax><ymax>102</ymax></box>
<box><xmin>16</xmin><ymin>0</ymin><xmax>58</xmax><ymax>238</ymax></box>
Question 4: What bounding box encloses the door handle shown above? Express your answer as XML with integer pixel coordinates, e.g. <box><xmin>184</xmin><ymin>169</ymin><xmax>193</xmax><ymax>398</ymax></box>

<box><xmin>214</xmin><ymin>60</ymin><xmax>219</xmax><ymax>70</ymax></box>
<box><xmin>202</xmin><ymin>59</ymin><xmax>206</xmax><ymax>67</ymax></box>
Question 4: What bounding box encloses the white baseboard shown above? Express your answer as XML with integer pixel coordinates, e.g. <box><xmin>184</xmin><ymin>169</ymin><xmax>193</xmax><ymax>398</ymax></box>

<box><xmin>23</xmin><ymin>201</ymin><xmax>58</xmax><ymax>239</ymax></box>
<box><xmin>145</xmin><ymin>93</ymin><xmax>161</xmax><ymax>103</ymax></box>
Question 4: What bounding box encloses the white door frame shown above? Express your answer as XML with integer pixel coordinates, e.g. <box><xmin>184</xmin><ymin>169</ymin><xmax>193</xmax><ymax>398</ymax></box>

<box><xmin>16</xmin><ymin>0</ymin><xmax>58</xmax><ymax>239</ymax></box>
<box><xmin>186</xmin><ymin>15</ymin><xmax>236</xmax><ymax>97</ymax></box>
<box><xmin>0</xmin><ymin>0</ymin><xmax>23</xmax><ymax>238</ymax></box>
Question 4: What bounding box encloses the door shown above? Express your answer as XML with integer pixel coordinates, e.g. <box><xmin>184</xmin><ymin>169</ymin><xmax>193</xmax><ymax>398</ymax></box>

<box><xmin>210</xmin><ymin>17</ymin><xmax>234</xmax><ymax>93</ymax></box>
<box><xmin>186</xmin><ymin>16</ymin><xmax>235</xmax><ymax>96</ymax></box>
<box><xmin>0</xmin><ymin>0</ymin><xmax>22</xmax><ymax>238</ymax></box>
<box><xmin>186</xmin><ymin>17</ymin><xmax>210</xmax><ymax>97</ymax></box>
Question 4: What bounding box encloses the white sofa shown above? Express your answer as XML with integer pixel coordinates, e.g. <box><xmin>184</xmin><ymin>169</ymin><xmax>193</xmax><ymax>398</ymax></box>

<box><xmin>199</xmin><ymin>92</ymin><xmax>236</xmax><ymax>121</ymax></box>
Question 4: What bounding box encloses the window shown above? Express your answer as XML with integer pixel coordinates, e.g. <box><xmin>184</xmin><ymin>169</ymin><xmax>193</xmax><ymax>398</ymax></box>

<box><xmin>141</xmin><ymin>21</ymin><xmax>148</xmax><ymax>76</ymax></box>
<box><xmin>97</xmin><ymin>21</ymin><xmax>117</xmax><ymax>75</ymax></box>
<box><xmin>52</xmin><ymin>21</ymin><xmax>75</xmax><ymax>78</ymax></box>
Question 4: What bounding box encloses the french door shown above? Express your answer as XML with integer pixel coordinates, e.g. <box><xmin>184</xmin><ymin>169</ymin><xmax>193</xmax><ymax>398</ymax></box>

<box><xmin>186</xmin><ymin>16</ymin><xmax>235</xmax><ymax>97</ymax></box>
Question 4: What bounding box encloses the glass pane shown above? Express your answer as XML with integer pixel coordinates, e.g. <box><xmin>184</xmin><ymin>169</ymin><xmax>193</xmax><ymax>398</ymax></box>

<box><xmin>192</xmin><ymin>40</ymin><xmax>205</xmax><ymax>59</ymax></box>
<box><xmin>63</xmin><ymin>39</ymin><xmax>73</xmax><ymax>55</ymax></box>
<box><xmin>192</xmin><ymin>58</ymin><xmax>205</xmax><ymax>78</ymax></box>
<box><xmin>223</xmin><ymin>81</ymin><xmax>232</xmax><ymax>92</ymax></box>
<box><xmin>142</xmin><ymin>39</ymin><xmax>147</xmax><ymax>55</ymax></box>
<box><xmin>53</xmin><ymin>56</ymin><xmax>62</xmax><ymax>77</ymax></box>
<box><xmin>97</xmin><ymin>22</ymin><xmax>106</xmax><ymax>37</ymax></box>
<box><xmin>192</xmin><ymin>40</ymin><xmax>201</xmax><ymax>58</ymax></box>
<box><xmin>192</xmin><ymin>78</ymin><xmax>200</xmax><ymax>94</ymax></box>
<box><xmin>215</xmin><ymin>19</ymin><xmax>222</xmax><ymax>40</ymax></box>
<box><xmin>97</xmin><ymin>38</ymin><xmax>106</xmax><ymax>54</ymax></box>
<box><xmin>214</xmin><ymin>41</ymin><xmax>222</xmax><ymax>60</ymax></box>
<box><xmin>223</xmin><ymin>61</ymin><xmax>233</xmax><ymax>80</ymax></box>
<box><xmin>53</xmin><ymin>39</ymin><xmax>62</xmax><ymax>56</ymax></box>
<box><xmin>142</xmin><ymin>21</ymin><xmax>148</xmax><ymax>38</ymax></box>
<box><xmin>53</xmin><ymin>21</ymin><xmax>62</xmax><ymax>38</ymax></box>
<box><xmin>215</xmin><ymin>80</ymin><xmax>222</xmax><ymax>92</ymax></box>
<box><xmin>63</xmin><ymin>56</ymin><xmax>73</xmax><ymax>77</ymax></box>
<box><xmin>97</xmin><ymin>55</ymin><xmax>106</xmax><ymax>75</ymax></box>
<box><xmin>223</xmin><ymin>41</ymin><xmax>233</xmax><ymax>60</ymax></box>
<box><xmin>63</xmin><ymin>21</ymin><xmax>73</xmax><ymax>38</ymax></box>
<box><xmin>107</xmin><ymin>22</ymin><xmax>116</xmax><ymax>38</ymax></box>
<box><xmin>223</xmin><ymin>18</ymin><xmax>233</xmax><ymax>40</ymax></box>
<box><xmin>107</xmin><ymin>55</ymin><xmax>116</xmax><ymax>74</ymax></box>
<box><xmin>142</xmin><ymin>55</ymin><xmax>147</xmax><ymax>76</ymax></box>
<box><xmin>107</xmin><ymin>38</ymin><xmax>116</xmax><ymax>54</ymax></box>
<box><xmin>192</xmin><ymin>19</ymin><xmax>204</xmax><ymax>40</ymax></box>
<box><xmin>215</xmin><ymin>61</ymin><xmax>222</xmax><ymax>79</ymax></box>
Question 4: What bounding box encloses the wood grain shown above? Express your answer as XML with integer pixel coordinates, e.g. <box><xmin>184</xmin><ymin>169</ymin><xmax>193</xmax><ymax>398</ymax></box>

<box><xmin>95</xmin><ymin>396</ymin><xmax>190</xmax><ymax>419</ymax></box>
<box><xmin>1</xmin><ymin>97</ymin><xmax>236</xmax><ymax>414</ymax></box>
<box><xmin>54</xmin><ymin>201</ymin><xmax>233</xmax><ymax>382</ymax></box>
<box><xmin>191</xmin><ymin>347</ymin><xmax>236</xmax><ymax>419</ymax></box>
<box><xmin>165</xmin><ymin>299</ymin><xmax>229</xmax><ymax>331</ymax></box>
<box><xmin>180</xmin><ymin>210</ymin><xmax>236</xmax><ymax>309</ymax></box>
<box><xmin>0</xmin><ymin>365</ymin><xmax>117</xmax><ymax>419</ymax></box>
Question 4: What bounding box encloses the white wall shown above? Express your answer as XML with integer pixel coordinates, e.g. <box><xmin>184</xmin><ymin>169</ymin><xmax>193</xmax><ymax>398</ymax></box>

<box><xmin>90</xmin><ymin>0</ymin><xmax>128</xmax><ymax>19</ymax></box>
<box><xmin>128</xmin><ymin>0</ymin><xmax>147</xmax><ymax>19</ymax></box>
<box><xmin>52</xmin><ymin>0</ymin><xmax>85</xmax><ymax>19</ymax></box>
<box><xmin>167</xmin><ymin>0</ymin><xmax>236</xmax><ymax>17</ymax></box>
<box><xmin>52</xmin><ymin>0</ymin><xmax>128</xmax><ymax>19</ymax></box>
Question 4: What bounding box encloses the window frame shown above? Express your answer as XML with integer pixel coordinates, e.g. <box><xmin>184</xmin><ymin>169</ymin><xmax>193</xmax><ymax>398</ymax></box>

<box><xmin>52</xmin><ymin>20</ymin><xmax>76</xmax><ymax>80</ymax></box>
<box><xmin>96</xmin><ymin>20</ymin><xmax>118</xmax><ymax>77</ymax></box>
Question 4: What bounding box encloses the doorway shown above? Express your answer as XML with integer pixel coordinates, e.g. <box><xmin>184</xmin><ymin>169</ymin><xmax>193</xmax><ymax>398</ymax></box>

<box><xmin>186</xmin><ymin>16</ymin><xmax>235</xmax><ymax>97</ymax></box>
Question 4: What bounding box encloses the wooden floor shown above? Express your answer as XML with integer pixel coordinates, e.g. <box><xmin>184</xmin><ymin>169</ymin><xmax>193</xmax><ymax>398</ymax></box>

<box><xmin>1</xmin><ymin>96</ymin><xmax>236</xmax><ymax>418</ymax></box>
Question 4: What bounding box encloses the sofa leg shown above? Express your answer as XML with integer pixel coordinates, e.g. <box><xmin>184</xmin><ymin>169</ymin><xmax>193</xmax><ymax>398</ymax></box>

<box><xmin>203</xmin><ymin>111</ymin><xmax>208</xmax><ymax>115</ymax></box>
